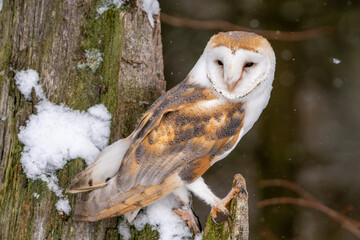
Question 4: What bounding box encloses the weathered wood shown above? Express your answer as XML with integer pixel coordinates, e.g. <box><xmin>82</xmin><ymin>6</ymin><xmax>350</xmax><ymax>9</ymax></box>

<box><xmin>0</xmin><ymin>0</ymin><xmax>164</xmax><ymax>239</ymax></box>
<box><xmin>203</xmin><ymin>174</ymin><xmax>249</xmax><ymax>240</ymax></box>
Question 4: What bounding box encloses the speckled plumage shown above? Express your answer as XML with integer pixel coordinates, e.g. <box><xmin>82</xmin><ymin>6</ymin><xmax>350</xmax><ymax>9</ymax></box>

<box><xmin>67</xmin><ymin>31</ymin><xmax>275</xmax><ymax>223</ymax></box>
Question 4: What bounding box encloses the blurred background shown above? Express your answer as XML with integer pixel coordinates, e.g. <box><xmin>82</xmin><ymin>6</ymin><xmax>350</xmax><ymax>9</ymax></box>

<box><xmin>158</xmin><ymin>0</ymin><xmax>360</xmax><ymax>239</ymax></box>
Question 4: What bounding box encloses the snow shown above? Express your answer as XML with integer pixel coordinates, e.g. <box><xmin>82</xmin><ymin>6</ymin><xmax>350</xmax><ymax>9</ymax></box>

<box><xmin>33</xmin><ymin>193</ymin><xmax>40</xmax><ymax>199</ymax></box>
<box><xmin>194</xmin><ymin>233</ymin><xmax>203</xmax><ymax>240</ymax></box>
<box><xmin>55</xmin><ymin>198</ymin><xmax>71</xmax><ymax>215</ymax></box>
<box><xmin>0</xmin><ymin>0</ymin><xmax>2</xmax><ymax>12</ymax></box>
<box><xmin>118</xmin><ymin>220</ymin><xmax>131</xmax><ymax>240</ymax></box>
<box><xmin>0</xmin><ymin>70</ymin><xmax>4</xmax><ymax>76</ymax></box>
<box><xmin>97</xmin><ymin>0</ymin><xmax>124</xmax><ymax>16</ymax></box>
<box><xmin>332</xmin><ymin>58</ymin><xmax>341</xmax><ymax>64</ymax></box>
<box><xmin>14</xmin><ymin>69</ymin><xmax>45</xmax><ymax>101</ymax></box>
<box><xmin>142</xmin><ymin>0</ymin><xmax>160</xmax><ymax>28</ymax></box>
<box><xmin>15</xmin><ymin>69</ymin><xmax>111</xmax><ymax>215</ymax></box>
<box><xmin>18</xmin><ymin>100</ymin><xmax>111</xmax><ymax>178</ymax></box>
<box><xmin>132</xmin><ymin>194</ymin><xmax>193</xmax><ymax>240</ymax></box>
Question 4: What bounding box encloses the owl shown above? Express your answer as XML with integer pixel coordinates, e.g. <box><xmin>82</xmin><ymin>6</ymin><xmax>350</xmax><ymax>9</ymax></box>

<box><xmin>66</xmin><ymin>31</ymin><xmax>276</xmax><ymax>233</ymax></box>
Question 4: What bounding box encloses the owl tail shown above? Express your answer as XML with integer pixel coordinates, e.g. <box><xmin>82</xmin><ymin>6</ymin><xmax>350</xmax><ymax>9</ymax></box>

<box><xmin>72</xmin><ymin>177</ymin><xmax>145</xmax><ymax>222</ymax></box>
<box><xmin>72</xmin><ymin>173</ymin><xmax>182</xmax><ymax>222</ymax></box>
<box><xmin>66</xmin><ymin>137</ymin><xmax>132</xmax><ymax>194</ymax></box>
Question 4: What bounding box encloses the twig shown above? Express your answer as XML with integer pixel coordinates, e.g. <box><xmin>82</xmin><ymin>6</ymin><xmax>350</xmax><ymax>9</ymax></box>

<box><xmin>259</xmin><ymin>179</ymin><xmax>360</xmax><ymax>239</ymax></box>
<box><xmin>160</xmin><ymin>13</ymin><xmax>333</xmax><ymax>42</ymax></box>
<box><xmin>260</xmin><ymin>179</ymin><xmax>317</xmax><ymax>201</ymax></box>
<box><xmin>258</xmin><ymin>197</ymin><xmax>360</xmax><ymax>239</ymax></box>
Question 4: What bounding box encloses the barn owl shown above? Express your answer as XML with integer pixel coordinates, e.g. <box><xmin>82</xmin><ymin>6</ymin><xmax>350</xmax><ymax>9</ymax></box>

<box><xmin>66</xmin><ymin>31</ymin><xmax>276</xmax><ymax>233</ymax></box>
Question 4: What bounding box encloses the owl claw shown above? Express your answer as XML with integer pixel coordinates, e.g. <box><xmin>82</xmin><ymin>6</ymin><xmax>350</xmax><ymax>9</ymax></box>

<box><xmin>211</xmin><ymin>215</ymin><xmax>220</xmax><ymax>225</ymax></box>
<box><xmin>173</xmin><ymin>207</ymin><xmax>201</xmax><ymax>235</ymax></box>
<box><xmin>210</xmin><ymin>187</ymin><xmax>240</xmax><ymax>223</ymax></box>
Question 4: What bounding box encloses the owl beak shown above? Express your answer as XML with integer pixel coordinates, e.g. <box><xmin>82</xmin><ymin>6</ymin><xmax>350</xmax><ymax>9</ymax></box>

<box><xmin>226</xmin><ymin>66</ymin><xmax>243</xmax><ymax>93</ymax></box>
<box><xmin>227</xmin><ymin>75</ymin><xmax>243</xmax><ymax>92</ymax></box>
<box><xmin>227</xmin><ymin>82</ymin><xmax>238</xmax><ymax>92</ymax></box>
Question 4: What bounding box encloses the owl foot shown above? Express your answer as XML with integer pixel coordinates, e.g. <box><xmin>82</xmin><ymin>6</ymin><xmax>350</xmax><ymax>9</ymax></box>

<box><xmin>210</xmin><ymin>187</ymin><xmax>240</xmax><ymax>224</ymax></box>
<box><xmin>173</xmin><ymin>207</ymin><xmax>201</xmax><ymax>235</ymax></box>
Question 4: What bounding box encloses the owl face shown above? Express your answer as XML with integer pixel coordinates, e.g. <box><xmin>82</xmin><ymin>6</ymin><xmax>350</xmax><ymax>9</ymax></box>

<box><xmin>203</xmin><ymin>32</ymin><xmax>275</xmax><ymax>100</ymax></box>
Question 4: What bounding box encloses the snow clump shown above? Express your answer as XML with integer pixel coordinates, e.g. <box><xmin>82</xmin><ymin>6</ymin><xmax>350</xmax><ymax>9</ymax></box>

<box><xmin>132</xmin><ymin>194</ymin><xmax>194</xmax><ymax>240</ymax></box>
<box><xmin>142</xmin><ymin>0</ymin><xmax>160</xmax><ymax>28</ymax></box>
<box><xmin>15</xmin><ymin>69</ymin><xmax>112</xmax><ymax>215</ymax></box>
<box><xmin>118</xmin><ymin>220</ymin><xmax>131</xmax><ymax>240</ymax></box>
<box><xmin>332</xmin><ymin>58</ymin><xmax>341</xmax><ymax>64</ymax></box>
<box><xmin>97</xmin><ymin>0</ymin><xmax>124</xmax><ymax>16</ymax></box>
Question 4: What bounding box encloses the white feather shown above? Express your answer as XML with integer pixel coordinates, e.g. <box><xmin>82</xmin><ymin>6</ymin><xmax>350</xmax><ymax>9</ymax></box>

<box><xmin>66</xmin><ymin>137</ymin><xmax>132</xmax><ymax>193</ymax></box>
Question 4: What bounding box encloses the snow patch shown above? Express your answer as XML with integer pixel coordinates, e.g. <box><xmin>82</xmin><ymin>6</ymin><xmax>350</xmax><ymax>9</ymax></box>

<box><xmin>332</xmin><ymin>58</ymin><xmax>341</xmax><ymax>64</ymax></box>
<box><xmin>194</xmin><ymin>232</ymin><xmax>203</xmax><ymax>240</ymax></box>
<box><xmin>15</xmin><ymin>69</ymin><xmax>112</xmax><ymax>215</ymax></box>
<box><xmin>33</xmin><ymin>193</ymin><xmax>40</xmax><ymax>199</ymax></box>
<box><xmin>142</xmin><ymin>0</ymin><xmax>160</xmax><ymax>28</ymax></box>
<box><xmin>55</xmin><ymin>198</ymin><xmax>71</xmax><ymax>215</ymax></box>
<box><xmin>0</xmin><ymin>0</ymin><xmax>2</xmax><ymax>12</ymax></box>
<box><xmin>18</xmin><ymin>100</ymin><xmax>111</xmax><ymax>179</ymax></box>
<box><xmin>14</xmin><ymin>69</ymin><xmax>45</xmax><ymax>101</ymax></box>
<box><xmin>118</xmin><ymin>220</ymin><xmax>131</xmax><ymax>240</ymax></box>
<box><xmin>132</xmin><ymin>194</ymin><xmax>193</xmax><ymax>240</ymax></box>
<box><xmin>97</xmin><ymin>0</ymin><xmax>124</xmax><ymax>16</ymax></box>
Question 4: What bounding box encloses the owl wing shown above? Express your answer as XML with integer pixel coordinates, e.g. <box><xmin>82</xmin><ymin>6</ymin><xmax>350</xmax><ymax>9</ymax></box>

<box><xmin>73</xmin><ymin>81</ymin><xmax>245</xmax><ymax>221</ymax></box>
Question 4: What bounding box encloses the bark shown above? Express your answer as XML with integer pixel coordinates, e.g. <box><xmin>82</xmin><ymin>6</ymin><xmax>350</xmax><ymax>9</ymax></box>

<box><xmin>0</xmin><ymin>0</ymin><xmax>164</xmax><ymax>239</ymax></box>
<box><xmin>203</xmin><ymin>174</ymin><xmax>249</xmax><ymax>240</ymax></box>
<box><xmin>0</xmin><ymin>0</ymin><xmax>249</xmax><ymax>239</ymax></box>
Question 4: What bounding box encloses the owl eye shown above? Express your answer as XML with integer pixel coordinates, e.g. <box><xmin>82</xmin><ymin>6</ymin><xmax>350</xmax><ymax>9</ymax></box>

<box><xmin>216</xmin><ymin>60</ymin><xmax>223</xmax><ymax>66</ymax></box>
<box><xmin>244</xmin><ymin>62</ymin><xmax>254</xmax><ymax>68</ymax></box>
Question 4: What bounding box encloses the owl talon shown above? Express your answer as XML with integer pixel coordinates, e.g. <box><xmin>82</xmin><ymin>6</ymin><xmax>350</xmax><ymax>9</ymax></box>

<box><xmin>173</xmin><ymin>208</ymin><xmax>201</xmax><ymax>235</ymax></box>
<box><xmin>211</xmin><ymin>215</ymin><xmax>220</xmax><ymax>225</ymax></box>
<box><xmin>210</xmin><ymin>187</ymin><xmax>240</xmax><ymax>223</ymax></box>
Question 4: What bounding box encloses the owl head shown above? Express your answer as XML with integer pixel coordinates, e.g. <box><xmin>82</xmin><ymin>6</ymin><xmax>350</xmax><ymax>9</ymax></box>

<box><xmin>191</xmin><ymin>31</ymin><xmax>276</xmax><ymax>100</ymax></box>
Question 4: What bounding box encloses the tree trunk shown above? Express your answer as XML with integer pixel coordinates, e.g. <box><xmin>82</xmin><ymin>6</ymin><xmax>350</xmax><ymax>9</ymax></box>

<box><xmin>0</xmin><ymin>1</ymin><xmax>249</xmax><ymax>239</ymax></box>
<box><xmin>203</xmin><ymin>174</ymin><xmax>249</xmax><ymax>240</ymax></box>
<box><xmin>0</xmin><ymin>0</ymin><xmax>164</xmax><ymax>239</ymax></box>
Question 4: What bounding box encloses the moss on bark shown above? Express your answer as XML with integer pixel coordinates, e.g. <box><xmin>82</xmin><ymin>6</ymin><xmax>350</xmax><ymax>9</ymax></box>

<box><xmin>0</xmin><ymin>0</ymin><xmax>248</xmax><ymax>239</ymax></box>
<box><xmin>0</xmin><ymin>0</ymin><xmax>164</xmax><ymax>239</ymax></box>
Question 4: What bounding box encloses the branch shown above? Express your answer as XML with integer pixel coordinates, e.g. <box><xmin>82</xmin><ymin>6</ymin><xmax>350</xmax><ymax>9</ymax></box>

<box><xmin>260</xmin><ymin>179</ymin><xmax>317</xmax><ymax>201</ymax></box>
<box><xmin>258</xmin><ymin>197</ymin><xmax>360</xmax><ymax>239</ymax></box>
<box><xmin>160</xmin><ymin>13</ymin><xmax>333</xmax><ymax>42</ymax></box>
<box><xmin>259</xmin><ymin>179</ymin><xmax>360</xmax><ymax>239</ymax></box>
